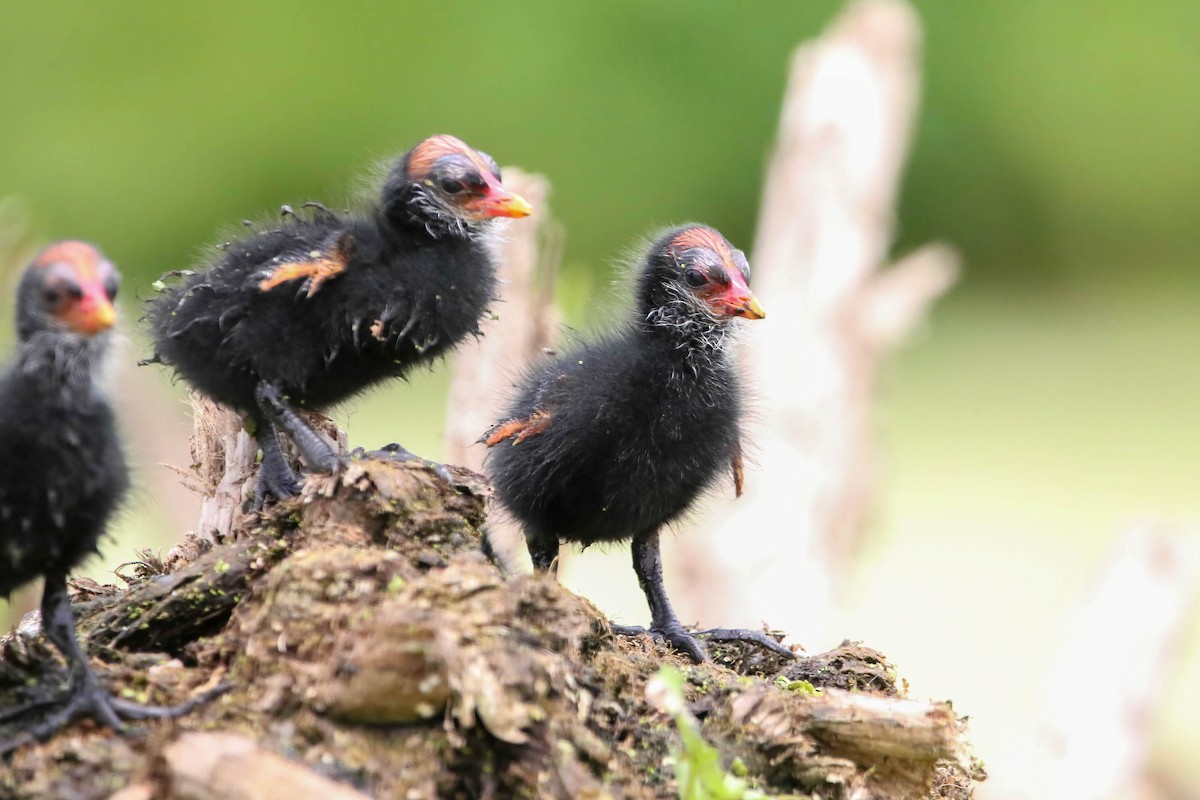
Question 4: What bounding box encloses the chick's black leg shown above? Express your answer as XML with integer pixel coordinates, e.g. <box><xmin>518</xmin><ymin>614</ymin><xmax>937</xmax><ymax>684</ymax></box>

<box><xmin>610</xmin><ymin>529</ymin><xmax>707</xmax><ymax>663</ymax></box>
<box><xmin>254</xmin><ymin>382</ymin><xmax>338</xmax><ymax>473</ymax></box>
<box><xmin>0</xmin><ymin>573</ymin><xmax>225</xmax><ymax>754</ymax></box>
<box><xmin>526</xmin><ymin>527</ymin><xmax>561</xmax><ymax>577</ymax></box>
<box><xmin>253</xmin><ymin>415</ymin><xmax>300</xmax><ymax>506</ymax></box>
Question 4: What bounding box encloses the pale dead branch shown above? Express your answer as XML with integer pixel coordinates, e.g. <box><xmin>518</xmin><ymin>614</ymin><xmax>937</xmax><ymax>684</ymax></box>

<box><xmin>443</xmin><ymin>169</ymin><xmax>562</xmax><ymax>570</ymax></box>
<box><xmin>670</xmin><ymin>0</ymin><xmax>958</xmax><ymax>647</ymax></box>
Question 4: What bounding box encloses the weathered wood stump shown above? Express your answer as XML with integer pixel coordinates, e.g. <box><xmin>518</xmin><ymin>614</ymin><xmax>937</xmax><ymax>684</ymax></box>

<box><xmin>0</xmin><ymin>449</ymin><xmax>982</xmax><ymax>799</ymax></box>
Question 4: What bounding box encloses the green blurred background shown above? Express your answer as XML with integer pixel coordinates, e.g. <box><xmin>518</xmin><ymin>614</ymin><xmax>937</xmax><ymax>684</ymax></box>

<box><xmin>1</xmin><ymin>1</ymin><xmax>1197</xmax><ymax>794</ymax></box>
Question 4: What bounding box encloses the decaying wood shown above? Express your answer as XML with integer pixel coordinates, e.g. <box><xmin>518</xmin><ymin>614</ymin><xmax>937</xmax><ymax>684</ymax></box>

<box><xmin>183</xmin><ymin>393</ymin><xmax>347</xmax><ymax>547</ymax></box>
<box><xmin>81</xmin><ymin>533</ymin><xmax>289</xmax><ymax>653</ymax></box>
<box><xmin>184</xmin><ymin>395</ymin><xmax>258</xmax><ymax>546</ymax></box>
<box><xmin>163</xmin><ymin>732</ymin><xmax>372</xmax><ymax>800</ymax></box>
<box><xmin>989</xmin><ymin>523</ymin><xmax>1200</xmax><ymax>800</ymax></box>
<box><xmin>726</xmin><ymin>684</ymin><xmax>967</xmax><ymax>797</ymax></box>
<box><xmin>672</xmin><ymin>0</ymin><xmax>959</xmax><ymax>648</ymax></box>
<box><xmin>0</xmin><ymin>401</ymin><xmax>981</xmax><ymax>799</ymax></box>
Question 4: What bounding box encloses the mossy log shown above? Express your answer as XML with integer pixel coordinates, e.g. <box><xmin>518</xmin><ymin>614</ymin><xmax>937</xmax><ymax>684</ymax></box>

<box><xmin>0</xmin><ymin>458</ymin><xmax>983</xmax><ymax>799</ymax></box>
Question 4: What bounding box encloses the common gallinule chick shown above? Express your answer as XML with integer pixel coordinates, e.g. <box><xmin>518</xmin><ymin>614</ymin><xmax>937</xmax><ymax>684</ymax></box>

<box><xmin>484</xmin><ymin>224</ymin><xmax>791</xmax><ymax>663</ymax></box>
<box><xmin>145</xmin><ymin>134</ymin><xmax>532</xmax><ymax>504</ymax></box>
<box><xmin>0</xmin><ymin>242</ymin><xmax>219</xmax><ymax>751</ymax></box>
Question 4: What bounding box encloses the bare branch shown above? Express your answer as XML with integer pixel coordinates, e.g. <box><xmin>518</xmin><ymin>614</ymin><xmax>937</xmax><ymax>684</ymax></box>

<box><xmin>672</xmin><ymin>0</ymin><xmax>956</xmax><ymax>648</ymax></box>
<box><xmin>443</xmin><ymin>169</ymin><xmax>562</xmax><ymax>571</ymax></box>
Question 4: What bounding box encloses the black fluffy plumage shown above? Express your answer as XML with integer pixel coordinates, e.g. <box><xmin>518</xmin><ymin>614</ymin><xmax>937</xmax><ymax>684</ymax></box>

<box><xmin>145</xmin><ymin>134</ymin><xmax>531</xmax><ymax>501</ymax></box>
<box><xmin>0</xmin><ymin>242</ymin><xmax>216</xmax><ymax>751</ymax></box>
<box><xmin>485</xmin><ymin>225</ymin><xmax>790</xmax><ymax>662</ymax></box>
<box><xmin>0</xmin><ymin>242</ymin><xmax>125</xmax><ymax>599</ymax></box>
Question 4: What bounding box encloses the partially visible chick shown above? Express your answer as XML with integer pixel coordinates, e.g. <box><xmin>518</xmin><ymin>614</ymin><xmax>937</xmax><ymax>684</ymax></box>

<box><xmin>0</xmin><ymin>242</ymin><xmax>219</xmax><ymax>752</ymax></box>
<box><xmin>145</xmin><ymin>135</ymin><xmax>532</xmax><ymax>504</ymax></box>
<box><xmin>484</xmin><ymin>225</ymin><xmax>791</xmax><ymax>663</ymax></box>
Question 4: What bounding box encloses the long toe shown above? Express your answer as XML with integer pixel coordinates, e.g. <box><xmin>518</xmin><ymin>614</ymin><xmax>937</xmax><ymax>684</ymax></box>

<box><xmin>610</xmin><ymin>623</ymin><xmax>650</xmax><ymax>638</ymax></box>
<box><xmin>0</xmin><ymin>680</ymin><xmax>230</xmax><ymax>755</ymax></box>
<box><xmin>369</xmin><ymin>442</ymin><xmax>420</xmax><ymax>461</ymax></box>
<box><xmin>696</xmin><ymin>627</ymin><xmax>795</xmax><ymax>659</ymax></box>
<box><xmin>107</xmin><ymin>682</ymin><xmax>232</xmax><ymax>720</ymax></box>
<box><xmin>358</xmin><ymin>444</ymin><xmax>456</xmax><ymax>486</ymax></box>
<box><xmin>0</xmin><ymin>693</ymin><xmax>69</xmax><ymax>724</ymax></box>
<box><xmin>611</xmin><ymin>622</ymin><xmax>706</xmax><ymax>663</ymax></box>
<box><xmin>0</xmin><ymin>681</ymin><xmax>123</xmax><ymax>755</ymax></box>
<box><xmin>656</xmin><ymin>626</ymin><xmax>707</xmax><ymax>663</ymax></box>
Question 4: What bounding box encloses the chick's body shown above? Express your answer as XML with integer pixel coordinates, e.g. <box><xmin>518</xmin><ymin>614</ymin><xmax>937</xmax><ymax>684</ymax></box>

<box><xmin>486</xmin><ymin>225</ymin><xmax>788</xmax><ymax>663</ymax></box>
<box><xmin>488</xmin><ymin>329</ymin><xmax>741</xmax><ymax>548</ymax></box>
<box><xmin>146</xmin><ymin>134</ymin><xmax>531</xmax><ymax>501</ymax></box>
<box><xmin>0</xmin><ymin>353</ymin><xmax>127</xmax><ymax>595</ymax></box>
<box><xmin>150</xmin><ymin>212</ymin><xmax>494</xmax><ymax>412</ymax></box>
<box><xmin>0</xmin><ymin>242</ymin><xmax>217</xmax><ymax>753</ymax></box>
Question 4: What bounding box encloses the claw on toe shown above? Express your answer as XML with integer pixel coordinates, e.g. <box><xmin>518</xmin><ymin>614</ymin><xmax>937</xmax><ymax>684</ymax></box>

<box><xmin>0</xmin><ymin>681</ymin><xmax>231</xmax><ymax>756</ymax></box>
<box><xmin>610</xmin><ymin>622</ymin><xmax>707</xmax><ymax>663</ymax></box>
<box><xmin>696</xmin><ymin>628</ymin><xmax>796</xmax><ymax>659</ymax></box>
<box><xmin>251</xmin><ymin>474</ymin><xmax>300</xmax><ymax>510</ymax></box>
<box><xmin>612</xmin><ymin>622</ymin><xmax>792</xmax><ymax>663</ymax></box>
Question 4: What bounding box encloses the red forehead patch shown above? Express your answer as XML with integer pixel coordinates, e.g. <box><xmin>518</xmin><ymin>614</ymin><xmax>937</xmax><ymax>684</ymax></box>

<box><xmin>669</xmin><ymin>227</ymin><xmax>738</xmax><ymax>272</ymax></box>
<box><xmin>34</xmin><ymin>241</ymin><xmax>105</xmax><ymax>281</ymax></box>
<box><xmin>407</xmin><ymin>134</ymin><xmax>491</xmax><ymax>179</ymax></box>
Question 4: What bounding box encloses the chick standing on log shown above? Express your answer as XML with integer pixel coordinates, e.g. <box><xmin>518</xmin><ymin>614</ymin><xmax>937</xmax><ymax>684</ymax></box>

<box><xmin>145</xmin><ymin>135</ymin><xmax>532</xmax><ymax>504</ymax></box>
<box><xmin>484</xmin><ymin>225</ymin><xmax>792</xmax><ymax>663</ymax></box>
<box><xmin>0</xmin><ymin>243</ymin><xmax>217</xmax><ymax>750</ymax></box>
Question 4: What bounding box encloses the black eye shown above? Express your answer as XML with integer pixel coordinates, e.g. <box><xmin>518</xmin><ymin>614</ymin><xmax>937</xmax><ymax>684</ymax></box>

<box><xmin>43</xmin><ymin>287</ymin><xmax>60</xmax><ymax>304</ymax></box>
<box><xmin>438</xmin><ymin>177</ymin><xmax>464</xmax><ymax>195</ymax></box>
<box><xmin>105</xmin><ymin>278</ymin><xmax>119</xmax><ymax>301</ymax></box>
<box><xmin>684</xmin><ymin>268</ymin><xmax>707</xmax><ymax>287</ymax></box>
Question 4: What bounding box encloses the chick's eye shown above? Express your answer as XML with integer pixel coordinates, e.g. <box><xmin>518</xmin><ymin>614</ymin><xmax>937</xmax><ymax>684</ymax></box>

<box><xmin>438</xmin><ymin>177</ymin><xmax>464</xmax><ymax>195</ymax></box>
<box><xmin>105</xmin><ymin>279</ymin><xmax>119</xmax><ymax>301</ymax></box>
<box><xmin>684</xmin><ymin>268</ymin><xmax>707</xmax><ymax>287</ymax></box>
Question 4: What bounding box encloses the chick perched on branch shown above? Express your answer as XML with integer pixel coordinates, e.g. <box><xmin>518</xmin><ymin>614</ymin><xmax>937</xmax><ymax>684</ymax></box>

<box><xmin>484</xmin><ymin>225</ymin><xmax>791</xmax><ymax>663</ymax></box>
<box><xmin>0</xmin><ymin>242</ymin><xmax>220</xmax><ymax>751</ymax></box>
<box><xmin>145</xmin><ymin>135</ymin><xmax>533</xmax><ymax>504</ymax></box>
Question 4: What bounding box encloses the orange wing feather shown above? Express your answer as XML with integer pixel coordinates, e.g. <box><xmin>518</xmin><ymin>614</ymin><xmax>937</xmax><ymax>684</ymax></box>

<box><xmin>258</xmin><ymin>236</ymin><xmax>352</xmax><ymax>298</ymax></box>
<box><xmin>731</xmin><ymin>445</ymin><xmax>745</xmax><ymax>498</ymax></box>
<box><xmin>484</xmin><ymin>410</ymin><xmax>552</xmax><ymax>447</ymax></box>
<box><xmin>259</xmin><ymin>253</ymin><xmax>346</xmax><ymax>297</ymax></box>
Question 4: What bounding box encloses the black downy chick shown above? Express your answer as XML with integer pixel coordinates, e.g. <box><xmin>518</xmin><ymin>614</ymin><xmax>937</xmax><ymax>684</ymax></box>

<box><xmin>0</xmin><ymin>242</ymin><xmax>219</xmax><ymax>752</ymax></box>
<box><xmin>145</xmin><ymin>135</ymin><xmax>532</xmax><ymax>503</ymax></box>
<box><xmin>484</xmin><ymin>225</ymin><xmax>792</xmax><ymax>663</ymax></box>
